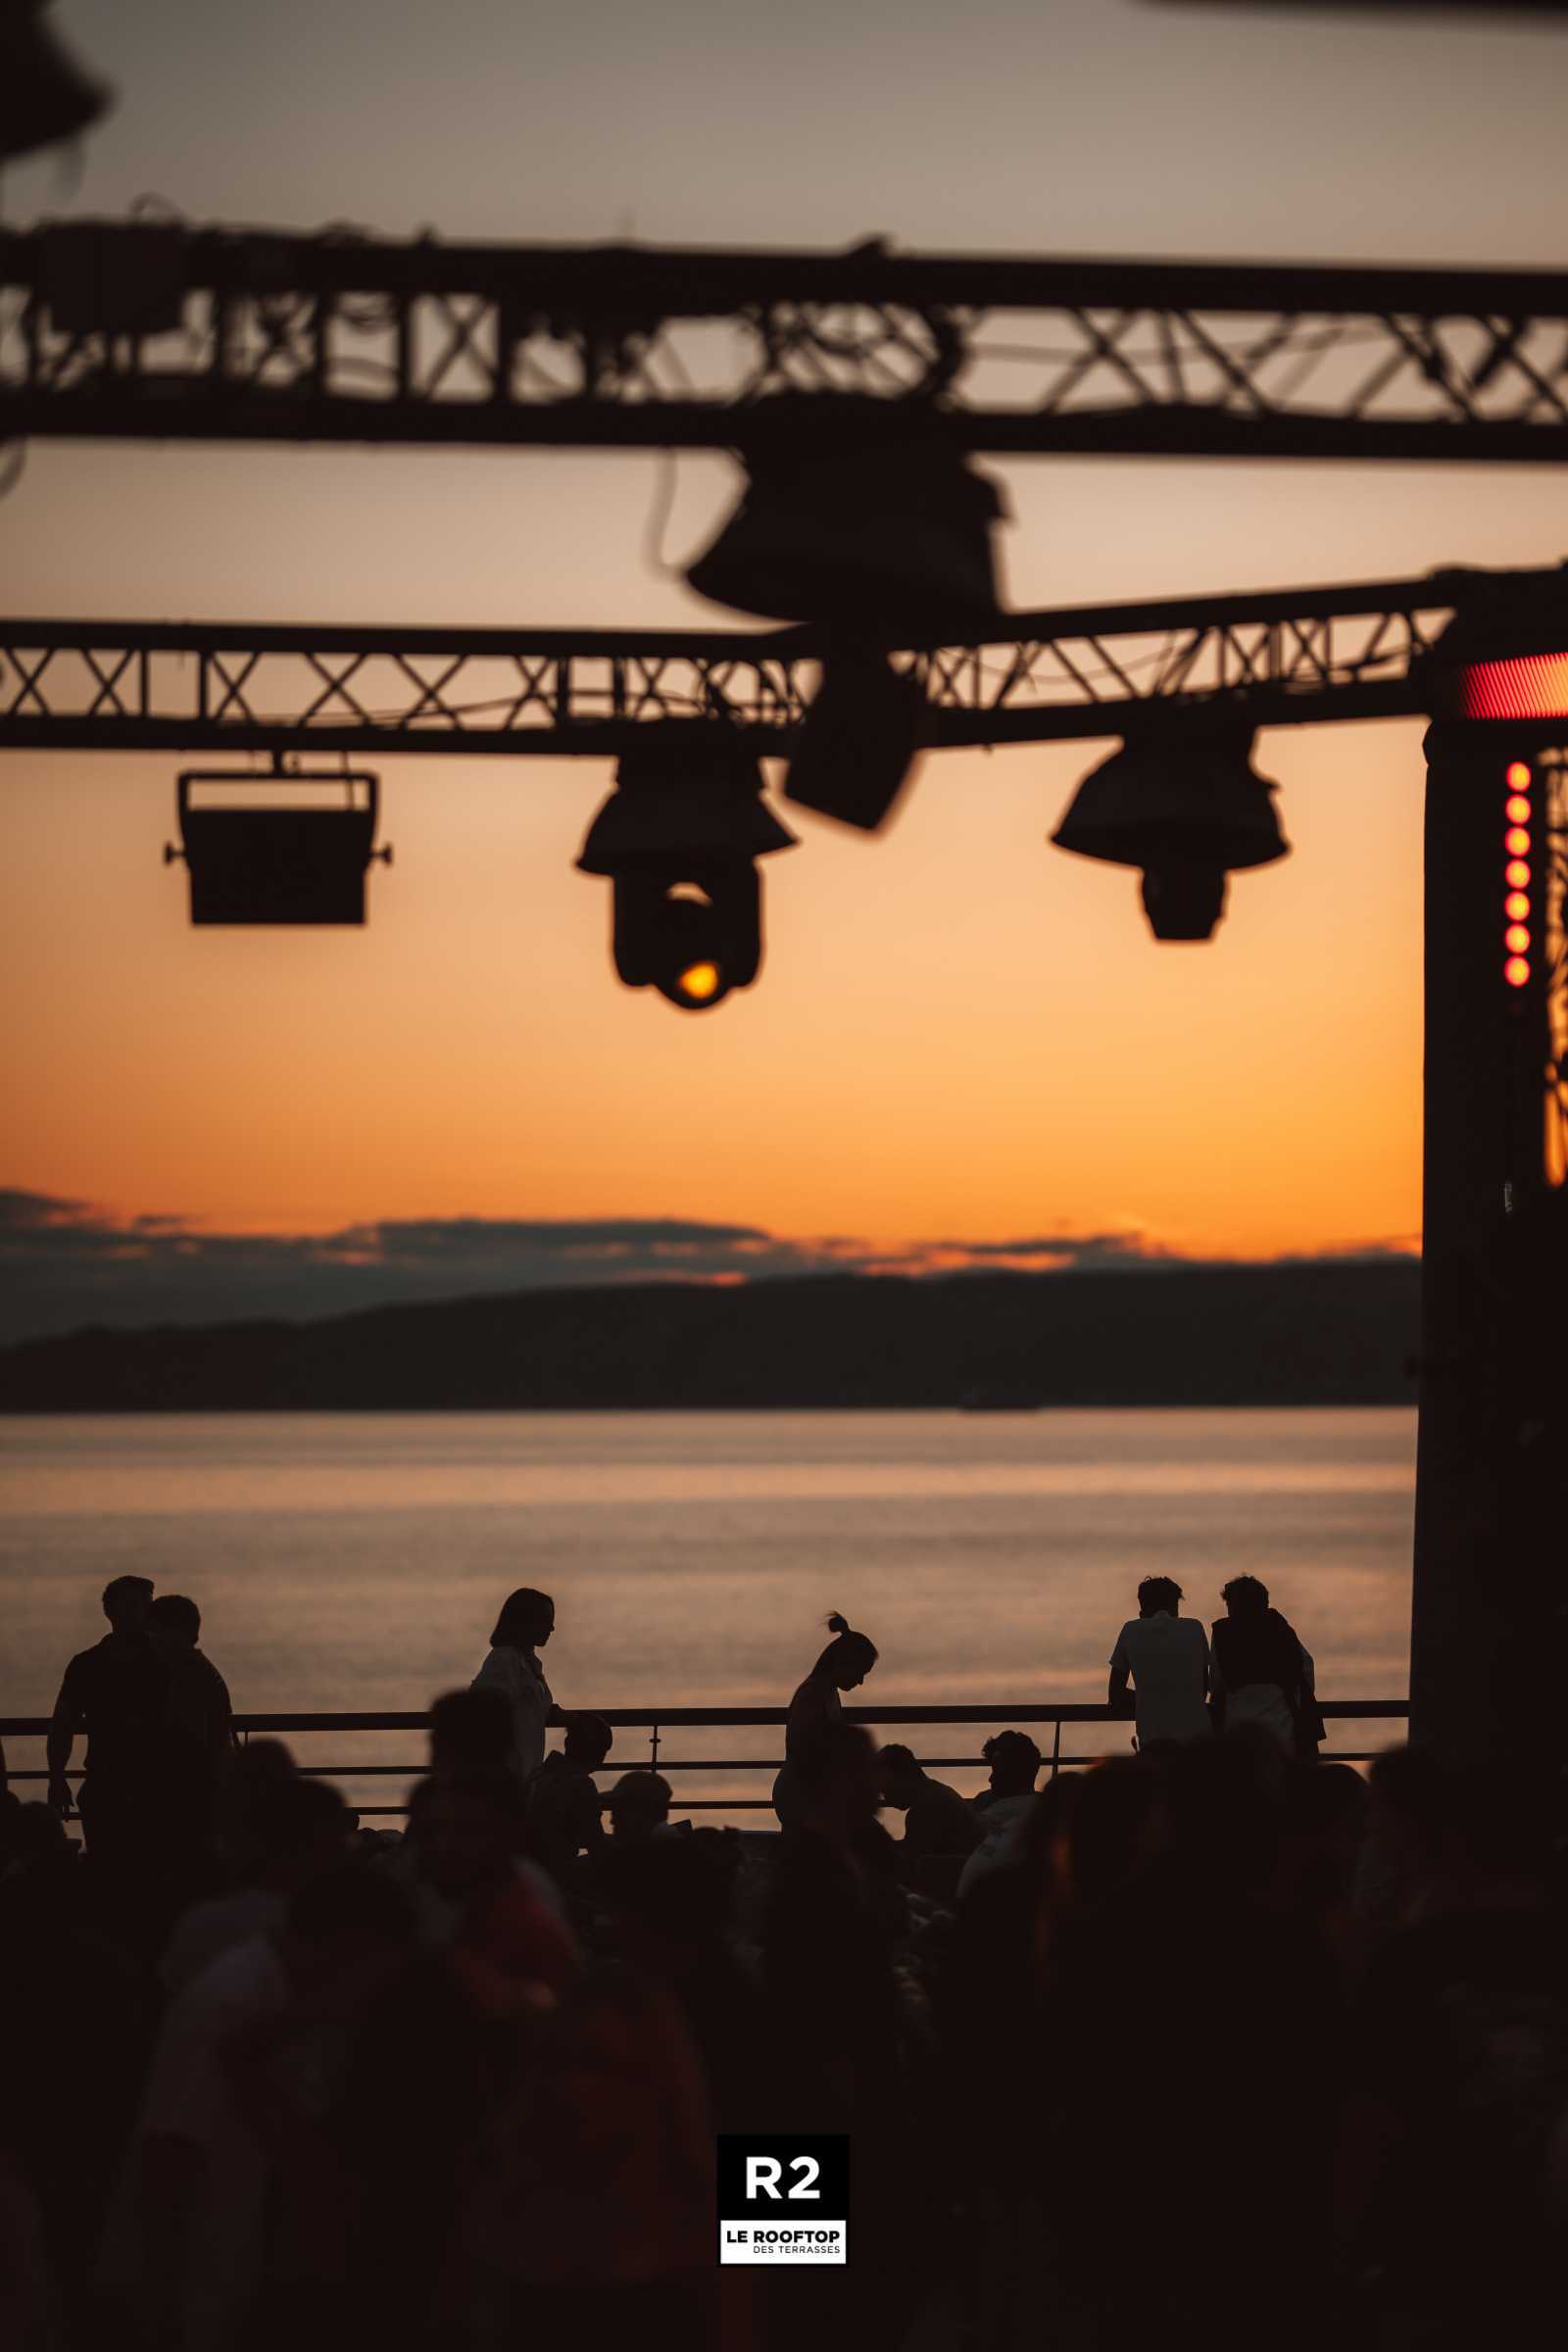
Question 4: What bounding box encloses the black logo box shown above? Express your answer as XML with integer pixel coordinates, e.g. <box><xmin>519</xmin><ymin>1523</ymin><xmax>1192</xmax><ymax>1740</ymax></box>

<box><xmin>717</xmin><ymin>2135</ymin><xmax>850</xmax><ymax>2221</ymax></box>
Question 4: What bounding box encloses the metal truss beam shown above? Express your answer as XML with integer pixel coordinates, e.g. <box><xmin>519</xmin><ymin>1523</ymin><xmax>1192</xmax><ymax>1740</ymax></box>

<box><xmin>7</xmin><ymin>223</ymin><xmax>1568</xmax><ymax>461</ymax></box>
<box><xmin>4</xmin><ymin>565</ymin><xmax>1547</xmax><ymax>759</ymax></box>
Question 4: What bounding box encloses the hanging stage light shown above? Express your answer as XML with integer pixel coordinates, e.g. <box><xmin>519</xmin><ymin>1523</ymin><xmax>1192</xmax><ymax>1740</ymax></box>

<box><xmin>1051</xmin><ymin>727</ymin><xmax>1289</xmax><ymax>941</ymax></box>
<box><xmin>0</xmin><ymin>1</ymin><xmax>113</xmax><ymax>164</ymax></box>
<box><xmin>784</xmin><ymin>651</ymin><xmax>929</xmax><ymax>832</ymax></box>
<box><xmin>683</xmin><ymin>397</ymin><xmax>1006</xmax><ymax>630</ymax></box>
<box><xmin>575</xmin><ymin>733</ymin><xmax>797</xmax><ymax>1008</ymax></box>
<box><xmin>166</xmin><ymin>767</ymin><xmax>390</xmax><ymax>925</ymax></box>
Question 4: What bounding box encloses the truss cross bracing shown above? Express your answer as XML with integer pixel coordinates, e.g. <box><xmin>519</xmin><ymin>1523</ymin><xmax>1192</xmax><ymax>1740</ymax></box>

<box><xmin>0</xmin><ymin>569</ymin><xmax>1547</xmax><ymax>759</ymax></box>
<box><xmin>7</xmin><ymin>225</ymin><xmax>1568</xmax><ymax>460</ymax></box>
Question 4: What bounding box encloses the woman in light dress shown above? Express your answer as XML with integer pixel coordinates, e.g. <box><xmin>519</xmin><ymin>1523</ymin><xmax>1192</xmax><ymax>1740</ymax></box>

<box><xmin>771</xmin><ymin>1612</ymin><xmax>879</xmax><ymax>1832</ymax></box>
<box><xmin>471</xmin><ymin>1587</ymin><xmax>566</xmax><ymax>1786</ymax></box>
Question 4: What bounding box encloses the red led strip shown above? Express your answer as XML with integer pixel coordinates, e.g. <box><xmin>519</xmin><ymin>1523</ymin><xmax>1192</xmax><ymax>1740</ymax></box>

<box><xmin>1464</xmin><ymin>653</ymin><xmax>1568</xmax><ymax>721</ymax></box>
<box><xmin>1503</xmin><ymin>760</ymin><xmax>1533</xmax><ymax>989</ymax></box>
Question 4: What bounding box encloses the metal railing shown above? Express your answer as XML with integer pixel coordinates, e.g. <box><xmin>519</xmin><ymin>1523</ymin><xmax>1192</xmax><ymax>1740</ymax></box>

<box><xmin>1</xmin><ymin>1699</ymin><xmax>1410</xmax><ymax>1820</ymax></box>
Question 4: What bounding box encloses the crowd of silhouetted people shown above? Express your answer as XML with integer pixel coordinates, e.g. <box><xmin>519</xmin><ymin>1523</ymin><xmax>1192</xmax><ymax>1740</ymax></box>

<box><xmin>1</xmin><ymin>1572</ymin><xmax>1564</xmax><ymax>2352</ymax></box>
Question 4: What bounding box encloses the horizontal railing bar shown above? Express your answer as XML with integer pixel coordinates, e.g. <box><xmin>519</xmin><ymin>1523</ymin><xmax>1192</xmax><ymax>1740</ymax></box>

<box><xmin>0</xmin><ymin>1699</ymin><xmax>1409</xmax><ymax>1739</ymax></box>
<box><xmin>1</xmin><ymin>1745</ymin><xmax>1392</xmax><ymax>1786</ymax></box>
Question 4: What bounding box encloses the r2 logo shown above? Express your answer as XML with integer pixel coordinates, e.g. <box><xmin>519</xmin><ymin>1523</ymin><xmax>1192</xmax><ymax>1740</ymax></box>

<box><xmin>745</xmin><ymin>2155</ymin><xmax>820</xmax><ymax>2201</ymax></box>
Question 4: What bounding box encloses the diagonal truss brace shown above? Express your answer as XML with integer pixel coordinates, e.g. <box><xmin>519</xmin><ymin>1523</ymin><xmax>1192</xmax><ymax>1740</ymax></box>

<box><xmin>7</xmin><ymin>224</ymin><xmax>1568</xmax><ymax>460</ymax></box>
<box><xmin>3</xmin><ymin>564</ymin><xmax>1553</xmax><ymax>759</ymax></box>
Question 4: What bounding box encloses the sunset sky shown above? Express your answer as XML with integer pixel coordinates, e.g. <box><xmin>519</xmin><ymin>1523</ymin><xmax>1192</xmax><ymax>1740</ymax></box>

<box><xmin>6</xmin><ymin>0</ymin><xmax>1567</xmax><ymax>1338</ymax></box>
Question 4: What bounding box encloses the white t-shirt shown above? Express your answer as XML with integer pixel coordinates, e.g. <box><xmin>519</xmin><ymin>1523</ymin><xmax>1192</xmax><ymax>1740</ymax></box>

<box><xmin>161</xmin><ymin>1888</ymin><xmax>287</xmax><ymax>1995</ymax></box>
<box><xmin>99</xmin><ymin>1934</ymin><xmax>287</xmax><ymax>2352</ymax></box>
<box><xmin>956</xmin><ymin>1792</ymin><xmax>1039</xmax><ymax>1902</ymax></box>
<box><xmin>471</xmin><ymin>1643</ymin><xmax>554</xmax><ymax>1781</ymax></box>
<box><xmin>1109</xmin><ymin>1613</ymin><xmax>1211</xmax><ymax>1746</ymax></box>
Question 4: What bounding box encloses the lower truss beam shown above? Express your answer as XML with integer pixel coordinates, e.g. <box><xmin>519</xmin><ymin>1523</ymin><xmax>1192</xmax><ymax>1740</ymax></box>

<box><xmin>4</xmin><ymin>565</ymin><xmax>1542</xmax><ymax>760</ymax></box>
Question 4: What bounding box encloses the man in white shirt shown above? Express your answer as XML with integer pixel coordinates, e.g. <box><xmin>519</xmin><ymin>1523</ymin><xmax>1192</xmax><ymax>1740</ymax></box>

<box><xmin>1107</xmin><ymin>1578</ymin><xmax>1211</xmax><ymax>1749</ymax></box>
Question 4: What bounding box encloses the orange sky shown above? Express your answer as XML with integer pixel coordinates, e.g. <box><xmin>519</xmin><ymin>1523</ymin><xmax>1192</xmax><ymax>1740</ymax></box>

<box><xmin>6</xmin><ymin>0</ymin><xmax>1566</xmax><ymax>1302</ymax></box>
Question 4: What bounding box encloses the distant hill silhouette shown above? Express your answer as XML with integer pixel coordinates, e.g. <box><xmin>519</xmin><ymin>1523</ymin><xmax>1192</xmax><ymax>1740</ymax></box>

<box><xmin>0</xmin><ymin>1262</ymin><xmax>1419</xmax><ymax>1410</ymax></box>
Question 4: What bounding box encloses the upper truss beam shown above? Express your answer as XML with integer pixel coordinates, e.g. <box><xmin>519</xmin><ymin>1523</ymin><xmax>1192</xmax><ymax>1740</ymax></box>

<box><xmin>3</xmin><ymin>566</ymin><xmax>1543</xmax><ymax>758</ymax></box>
<box><xmin>7</xmin><ymin>224</ymin><xmax>1568</xmax><ymax>460</ymax></box>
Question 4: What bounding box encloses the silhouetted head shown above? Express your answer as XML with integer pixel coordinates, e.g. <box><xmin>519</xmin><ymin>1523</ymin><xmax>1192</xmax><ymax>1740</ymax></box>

<box><xmin>217</xmin><ymin>1736</ymin><xmax>295</xmax><ymax>1835</ymax></box>
<box><xmin>608</xmin><ymin>1830</ymin><xmax>734</xmax><ymax>1956</ymax></box>
<box><xmin>281</xmin><ymin>1865</ymin><xmax>416</xmax><ymax>2003</ymax></box>
<box><xmin>1220</xmin><ymin>1575</ymin><xmax>1269</xmax><ymax>1619</ymax></box>
<box><xmin>875</xmin><ymin>1741</ymin><xmax>924</xmax><ymax>1809</ymax></box>
<box><xmin>491</xmin><ymin>1588</ymin><xmax>556</xmax><ymax>1651</ymax></box>
<box><xmin>102</xmin><ymin>1575</ymin><xmax>153</xmax><ymax>1634</ymax></box>
<box><xmin>1365</xmin><ymin>1743</ymin><xmax>1459</xmax><ymax>1858</ymax></box>
<box><xmin>564</xmin><ymin>1712</ymin><xmax>613</xmax><ymax>1768</ymax></box>
<box><xmin>1138</xmin><ymin>1576</ymin><xmax>1182</xmax><ymax>1619</ymax></box>
<box><xmin>1067</xmin><ymin>1755</ymin><xmax>1166</xmax><ymax>1907</ymax></box>
<box><xmin>982</xmin><ymin>1731</ymin><xmax>1042</xmax><ymax>1796</ymax></box>
<box><xmin>1166</xmin><ymin>1728</ymin><xmax>1284</xmax><ymax>1886</ymax></box>
<box><xmin>607</xmin><ymin>1770</ymin><xmax>673</xmax><ymax>1838</ymax></box>
<box><xmin>1278</xmin><ymin>1759</ymin><xmax>1369</xmax><ymax>1916</ymax></box>
<box><xmin>407</xmin><ymin>1771</ymin><xmax>525</xmax><ymax>1902</ymax></box>
<box><xmin>1284</xmin><ymin>1759</ymin><xmax>1368</xmax><ymax>1843</ymax></box>
<box><xmin>147</xmin><ymin>1592</ymin><xmax>201</xmax><ymax>1652</ymax></box>
<box><xmin>429</xmin><ymin>1688</ymin><xmax>514</xmax><ymax>1778</ymax></box>
<box><xmin>812</xmin><ymin>1612</ymin><xmax>879</xmax><ymax>1690</ymax></box>
<box><xmin>246</xmin><ymin>1773</ymin><xmax>352</xmax><ymax>1891</ymax></box>
<box><xmin>1359</xmin><ymin>1741</ymin><xmax>1519</xmax><ymax>1906</ymax></box>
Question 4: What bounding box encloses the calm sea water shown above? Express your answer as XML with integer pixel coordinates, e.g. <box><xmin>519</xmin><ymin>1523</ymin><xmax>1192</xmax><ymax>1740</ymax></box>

<box><xmin>0</xmin><ymin>1408</ymin><xmax>1415</xmax><ymax>1812</ymax></box>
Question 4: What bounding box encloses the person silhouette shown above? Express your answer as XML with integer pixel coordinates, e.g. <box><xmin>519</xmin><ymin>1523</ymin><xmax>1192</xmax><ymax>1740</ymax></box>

<box><xmin>876</xmin><ymin>1743</ymin><xmax>982</xmax><ymax>1858</ymax></box>
<box><xmin>770</xmin><ymin>1613</ymin><xmax>878</xmax><ymax>1833</ymax></box>
<box><xmin>469</xmin><ymin>1588</ymin><xmax>567</xmax><ymax>1786</ymax></box>
<box><xmin>47</xmin><ymin>1577</ymin><xmax>167</xmax><ymax>1882</ymax></box>
<box><xmin>956</xmin><ymin>1731</ymin><xmax>1044</xmax><ymax>1900</ymax></box>
<box><xmin>147</xmin><ymin>1593</ymin><xmax>236</xmax><ymax>1895</ymax></box>
<box><xmin>427</xmin><ymin>1686</ymin><xmax>514</xmax><ymax>1779</ymax></box>
<box><xmin>974</xmin><ymin>1730</ymin><xmax>1042</xmax><ymax>1819</ymax></box>
<box><xmin>1209</xmin><ymin>1576</ymin><xmax>1320</xmax><ymax>1756</ymax></box>
<box><xmin>1108</xmin><ymin>1577</ymin><xmax>1211</xmax><ymax>1750</ymax></box>
<box><xmin>527</xmin><ymin>1712</ymin><xmax>612</xmax><ymax>1890</ymax></box>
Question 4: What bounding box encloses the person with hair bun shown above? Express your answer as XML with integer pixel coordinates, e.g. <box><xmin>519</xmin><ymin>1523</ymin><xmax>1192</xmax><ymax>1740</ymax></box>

<box><xmin>771</xmin><ymin>1613</ymin><xmax>878</xmax><ymax>1833</ymax></box>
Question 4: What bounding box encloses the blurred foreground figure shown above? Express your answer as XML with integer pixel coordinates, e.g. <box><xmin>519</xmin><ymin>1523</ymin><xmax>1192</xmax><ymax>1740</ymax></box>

<box><xmin>160</xmin><ymin>1762</ymin><xmax>350</xmax><ymax>1993</ymax></box>
<box><xmin>0</xmin><ymin>0</ymin><xmax>114</xmax><ymax>165</ymax></box>
<box><xmin>0</xmin><ymin>1799</ymin><xmax>159</xmax><ymax>2346</ymax></box>
<box><xmin>97</xmin><ymin>1866</ymin><xmax>416</xmax><ymax>2352</ymax></box>
<box><xmin>406</xmin><ymin>1771</ymin><xmax>577</xmax><ymax>2009</ymax></box>
<box><xmin>764</xmin><ymin>1721</ymin><xmax>932</xmax><ymax>2351</ymax></box>
<box><xmin>457</xmin><ymin>1964</ymin><xmax>724</xmax><ymax>2351</ymax></box>
<box><xmin>1338</xmin><ymin>1753</ymin><xmax>1568</xmax><ymax>2350</ymax></box>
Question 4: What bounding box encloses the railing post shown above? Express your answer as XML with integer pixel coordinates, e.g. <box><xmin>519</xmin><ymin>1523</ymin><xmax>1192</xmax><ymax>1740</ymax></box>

<box><xmin>1051</xmin><ymin>1718</ymin><xmax>1061</xmax><ymax>1780</ymax></box>
<box><xmin>649</xmin><ymin>1720</ymin><xmax>660</xmax><ymax>1775</ymax></box>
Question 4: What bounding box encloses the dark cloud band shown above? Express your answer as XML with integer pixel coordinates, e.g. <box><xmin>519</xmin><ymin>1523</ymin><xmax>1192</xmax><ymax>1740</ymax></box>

<box><xmin>0</xmin><ymin>1187</ymin><xmax>1415</xmax><ymax>1346</ymax></box>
